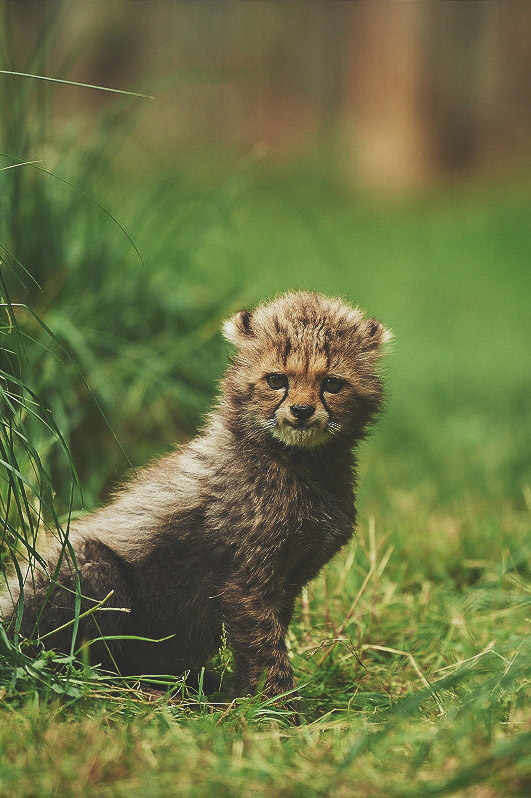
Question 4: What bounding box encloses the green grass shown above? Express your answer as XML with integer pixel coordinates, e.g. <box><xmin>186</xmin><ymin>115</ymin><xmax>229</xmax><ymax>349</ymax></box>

<box><xmin>1</xmin><ymin>165</ymin><xmax>530</xmax><ymax>797</ymax></box>
<box><xmin>1</xmin><ymin>31</ymin><xmax>531</xmax><ymax>795</ymax></box>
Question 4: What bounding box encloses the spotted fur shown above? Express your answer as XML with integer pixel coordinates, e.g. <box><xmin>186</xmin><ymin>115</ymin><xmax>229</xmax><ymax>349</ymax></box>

<box><xmin>1</xmin><ymin>292</ymin><xmax>390</xmax><ymax>717</ymax></box>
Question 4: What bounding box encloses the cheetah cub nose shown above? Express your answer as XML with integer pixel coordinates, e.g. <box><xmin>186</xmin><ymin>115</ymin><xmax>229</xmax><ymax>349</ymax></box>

<box><xmin>290</xmin><ymin>405</ymin><xmax>315</xmax><ymax>421</ymax></box>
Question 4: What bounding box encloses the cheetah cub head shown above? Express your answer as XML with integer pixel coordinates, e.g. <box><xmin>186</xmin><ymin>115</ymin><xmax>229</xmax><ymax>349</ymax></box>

<box><xmin>222</xmin><ymin>291</ymin><xmax>391</xmax><ymax>448</ymax></box>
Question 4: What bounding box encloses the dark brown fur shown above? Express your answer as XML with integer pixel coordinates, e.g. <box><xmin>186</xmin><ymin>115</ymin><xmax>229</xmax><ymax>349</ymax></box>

<box><xmin>1</xmin><ymin>292</ymin><xmax>390</xmax><ymax>715</ymax></box>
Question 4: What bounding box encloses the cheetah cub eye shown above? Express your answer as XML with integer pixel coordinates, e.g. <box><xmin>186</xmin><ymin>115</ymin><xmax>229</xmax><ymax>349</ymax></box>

<box><xmin>321</xmin><ymin>377</ymin><xmax>344</xmax><ymax>394</ymax></box>
<box><xmin>266</xmin><ymin>373</ymin><xmax>288</xmax><ymax>390</ymax></box>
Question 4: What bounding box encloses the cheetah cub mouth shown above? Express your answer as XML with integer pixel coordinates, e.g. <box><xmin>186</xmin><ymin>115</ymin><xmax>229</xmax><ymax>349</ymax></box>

<box><xmin>271</xmin><ymin>413</ymin><xmax>333</xmax><ymax>448</ymax></box>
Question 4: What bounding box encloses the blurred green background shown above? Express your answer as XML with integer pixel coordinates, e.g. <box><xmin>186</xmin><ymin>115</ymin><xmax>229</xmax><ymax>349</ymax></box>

<box><xmin>1</xmin><ymin>1</ymin><xmax>529</xmax><ymax>516</ymax></box>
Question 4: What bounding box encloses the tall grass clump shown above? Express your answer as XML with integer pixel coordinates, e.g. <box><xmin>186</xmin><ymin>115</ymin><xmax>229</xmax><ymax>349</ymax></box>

<box><xmin>0</xmin><ymin>10</ymin><xmax>243</xmax><ymax>507</ymax></box>
<box><xmin>0</xmin><ymin>7</ymin><xmax>240</xmax><ymax>700</ymax></box>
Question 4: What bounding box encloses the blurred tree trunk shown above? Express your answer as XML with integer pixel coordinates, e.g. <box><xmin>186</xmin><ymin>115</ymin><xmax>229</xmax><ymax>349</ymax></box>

<box><xmin>342</xmin><ymin>1</ymin><xmax>531</xmax><ymax>191</ymax></box>
<box><xmin>343</xmin><ymin>2</ymin><xmax>431</xmax><ymax>190</ymax></box>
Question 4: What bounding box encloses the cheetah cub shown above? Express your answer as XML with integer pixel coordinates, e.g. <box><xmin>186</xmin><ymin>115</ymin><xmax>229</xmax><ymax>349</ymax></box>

<box><xmin>1</xmin><ymin>292</ymin><xmax>391</xmax><ymax>715</ymax></box>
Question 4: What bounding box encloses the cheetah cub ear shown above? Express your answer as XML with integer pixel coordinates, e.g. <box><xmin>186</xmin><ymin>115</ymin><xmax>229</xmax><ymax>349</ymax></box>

<box><xmin>363</xmin><ymin>318</ymin><xmax>393</xmax><ymax>351</ymax></box>
<box><xmin>222</xmin><ymin>309</ymin><xmax>254</xmax><ymax>346</ymax></box>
